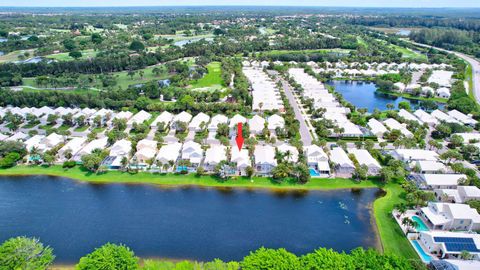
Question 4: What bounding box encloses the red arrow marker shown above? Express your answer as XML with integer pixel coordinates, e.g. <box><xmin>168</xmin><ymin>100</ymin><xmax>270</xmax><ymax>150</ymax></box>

<box><xmin>235</xmin><ymin>122</ymin><xmax>244</xmax><ymax>151</ymax></box>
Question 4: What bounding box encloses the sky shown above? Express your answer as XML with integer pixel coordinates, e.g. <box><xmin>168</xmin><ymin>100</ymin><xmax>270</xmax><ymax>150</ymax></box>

<box><xmin>1</xmin><ymin>0</ymin><xmax>479</xmax><ymax>8</ymax></box>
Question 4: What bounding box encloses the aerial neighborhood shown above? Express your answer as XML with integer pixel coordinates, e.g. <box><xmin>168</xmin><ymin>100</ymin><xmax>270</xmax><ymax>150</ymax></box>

<box><xmin>1</xmin><ymin>4</ymin><xmax>480</xmax><ymax>270</ymax></box>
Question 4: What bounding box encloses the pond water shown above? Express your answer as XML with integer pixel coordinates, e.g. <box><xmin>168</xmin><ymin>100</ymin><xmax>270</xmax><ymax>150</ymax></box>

<box><xmin>0</xmin><ymin>175</ymin><xmax>382</xmax><ymax>263</ymax></box>
<box><xmin>327</xmin><ymin>80</ymin><xmax>418</xmax><ymax>112</ymax></box>
<box><xmin>397</xmin><ymin>29</ymin><xmax>411</xmax><ymax>36</ymax></box>
<box><xmin>174</xmin><ymin>37</ymin><xmax>213</xmax><ymax>47</ymax></box>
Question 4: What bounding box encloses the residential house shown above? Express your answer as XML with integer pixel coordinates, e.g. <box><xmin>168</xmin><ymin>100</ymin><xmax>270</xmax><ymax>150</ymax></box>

<box><xmin>420</xmin><ymin>202</ymin><xmax>480</xmax><ymax>231</ymax></box>
<box><xmin>203</xmin><ymin>145</ymin><xmax>227</xmax><ymax>172</ymax></box>
<box><xmin>329</xmin><ymin>147</ymin><xmax>355</xmax><ymax>176</ymax></box>
<box><xmin>347</xmin><ymin>149</ymin><xmax>381</xmax><ymax>175</ymax></box>
<box><xmin>254</xmin><ymin>145</ymin><xmax>277</xmax><ymax>175</ymax></box>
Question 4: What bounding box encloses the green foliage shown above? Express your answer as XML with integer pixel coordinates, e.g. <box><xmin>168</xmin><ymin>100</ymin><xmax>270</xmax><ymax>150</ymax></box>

<box><xmin>76</xmin><ymin>243</ymin><xmax>138</xmax><ymax>270</ymax></box>
<box><xmin>0</xmin><ymin>236</ymin><xmax>55</xmax><ymax>270</ymax></box>
<box><xmin>129</xmin><ymin>40</ymin><xmax>145</xmax><ymax>52</ymax></box>
<box><xmin>241</xmin><ymin>247</ymin><xmax>301</xmax><ymax>270</ymax></box>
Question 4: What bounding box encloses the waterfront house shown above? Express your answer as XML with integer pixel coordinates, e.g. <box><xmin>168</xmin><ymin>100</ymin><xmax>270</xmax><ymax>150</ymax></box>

<box><xmin>276</xmin><ymin>143</ymin><xmax>299</xmax><ymax>163</ymax></box>
<box><xmin>58</xmin><ymin>137</ymin><xmax>87</xmax><ymax>161</ymax></box>
<box><xmin>329</xmin><ymin>147</ymin><xmax>355</xmax><ymax>176</ymax></box>
<box><xmin>419</xmin><ymin>231</ymin><xmax>480</xmax><ymax>260</ymax></box>
<box><xmin>347</xmin><ymin>149</ymin><xmax>381</xmax><ymax>175</ymax></box>
<box><xmin>420</xmin><ymin>202</ymin><xmax>480</xmax><ymax>231</ymax></box>
<box><xmin>155</xmin><ymin>142</ymin><xmax>182</xmax><ymax>172</ymax></box>
<box><xmin>230</xmin><ymin>147</ymin><xmax>251</xmax><ymax>176</ymax></box>
<box><xmin>134</xmin><ymin>139</ymin><xmax>157</xmax><ymax>168</ymax></box>
<box><xmin>434</xmin><ymin>186</ymin><xmax>480</xmax><ymax>204</ymax></box>
<box><xmin>203</xmin><ymin>145</ymin><xmax>227</xmax><ymax>172</ymax></box>
<box><xmin>304</xmin><ymin>145</ymin><xmax>330</xmax><ymax>176</ymax></box>
<box><xmin>74</xmin><ymin>137</ymin><xmax>109</xmax><ymax>162</ymax></box>
<box><xmin>254</xmin><ymin>145</ymin><xmax>277</xmax><ymax>175</ymax></box>
<box><xmin>180</xmin><ymin>141</ymin><xmax>204</xmax><ymax>170</ymax></box>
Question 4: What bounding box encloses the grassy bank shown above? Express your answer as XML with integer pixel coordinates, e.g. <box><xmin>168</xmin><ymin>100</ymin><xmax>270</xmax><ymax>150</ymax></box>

<box><xmin>376</xmin><ymin>89</ymin><xmax>448</xmax><ymax>103</ymax></box>
<box><xmin>374</xmin><ymin>181</ymin><xmax>417</xmax><ymax>259</ymax></box>
<box><xmin>0</xmin><ymin>165</ymin><xmax>379</xmax><ymax>190</ymax></box>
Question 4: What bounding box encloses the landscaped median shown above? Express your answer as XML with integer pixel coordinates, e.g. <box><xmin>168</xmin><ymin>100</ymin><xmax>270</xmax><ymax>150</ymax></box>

<box><xmin>0</xmin><ymin>165</ymin><xmax>417</xmax><ymax>260</ymax></box>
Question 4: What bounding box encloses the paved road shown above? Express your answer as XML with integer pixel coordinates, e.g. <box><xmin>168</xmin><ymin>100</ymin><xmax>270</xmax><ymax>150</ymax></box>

<box><xmin>269</xmin><ymin>71</ymin><xmax>314</xmax><ymax>146</ymax></box>
<box><xmin>408</xmin><ymin>40</ymin><xmax>480</xmax><ymax>104</ymax></box>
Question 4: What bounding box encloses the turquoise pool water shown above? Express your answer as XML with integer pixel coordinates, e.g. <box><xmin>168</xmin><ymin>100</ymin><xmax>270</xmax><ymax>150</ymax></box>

<box><xmin>412</xmin><ymin>216</ymin><xmax>429</xmax><ymax>232</ymax></box>
<box><xmin>412</xmin><ymin>240</ymin><xmax>432</xmax><ymax>263</ymax></box>
<box><xmin>309</xmin><ymin>168</ymin><xmax>320</xmax><ymax>177</ymax></box>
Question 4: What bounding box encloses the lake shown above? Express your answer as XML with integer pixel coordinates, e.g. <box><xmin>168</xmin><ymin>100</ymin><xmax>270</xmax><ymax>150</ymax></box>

<box><xmin>327</xmin><ymin>80</ymin><xmax>418</xmax><ymax>112</ymax></box>
<box><xmin>0</xmin><ymin>175</ymin><xmax>382</xmax><ymax>263</ymax></box>
<box><xmin>174</xmin><ymin>37</ymin><xmax>213</xmax><ymax>47</ymax></box>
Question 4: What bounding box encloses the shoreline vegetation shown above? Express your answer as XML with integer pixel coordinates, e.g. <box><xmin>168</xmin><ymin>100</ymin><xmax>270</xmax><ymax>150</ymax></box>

<box><xmin>0</xmin><ymin>165</ymin><xmax>418</xmax><ymax>264</ymax></box>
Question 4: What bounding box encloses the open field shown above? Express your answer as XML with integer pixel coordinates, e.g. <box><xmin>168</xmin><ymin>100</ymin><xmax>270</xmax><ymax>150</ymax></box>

<box><xmin>0</xmin><ymin>49</ymin><xmax>35</xmax><ymax>63</ymax></box>
<box><xmin>45</xmin><ymin>49</ymin><xmax>97</xmax><ymax>61</ymax></box>
<box><xmin>189</xmin><ymin>61</ymin><xmax>225</xmax><ymax>91</ymax></box>
<box><xmin>389</xmin><ymin>44</ymin><xmax>427</xmax><ymax>61</ymax></box>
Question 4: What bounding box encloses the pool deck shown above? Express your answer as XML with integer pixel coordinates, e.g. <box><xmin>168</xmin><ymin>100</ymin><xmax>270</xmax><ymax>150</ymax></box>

<box><xmin>410</xmin><ymin>239</ymin><xmax>433</xmax><ymax>264</ymax></box>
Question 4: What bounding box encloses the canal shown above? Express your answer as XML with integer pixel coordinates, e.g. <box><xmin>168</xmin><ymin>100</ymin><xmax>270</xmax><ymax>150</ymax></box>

<box><xmin>0</xmin><ymin>175</ymin><xmax>382</xmax><ymax>263</ymax></box>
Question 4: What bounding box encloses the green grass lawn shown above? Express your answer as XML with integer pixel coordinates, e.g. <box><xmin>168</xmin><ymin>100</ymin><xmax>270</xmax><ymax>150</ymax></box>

<box><xmin>465</xmin><ymin>61</ymin><xmax>475</xmax><ymax>99</ymax></box>
<box><xmin>0</xmin><ymin>49</ymin><xmax>35</xmax><ymax>63</ymax></box>
<box><xmin>74</xmin><ymin>126</ymin><xmax>89</xmax><ymax>132</ymax></box>
<box><xmin>0</xmin><ymin>165</ymin><xmax>379</xmax><ymax>190</ymax></box>
<box><xmin>373</xmin><ymin>180</ymin><xmax>418</xmax><ymax>259</ymax></box>
<box><xmin>389</xmin><ymin>44</ymin><xmax>427</xmax><ymax>61</ymax></box>
<box><xmin>113</xmin><ymin>65</ymin><xmax>169</xmax><ymax>89</ymax></box>
<box><xmin>189</xmin><ymin>62</ymin><xmax>225</xmax><ymax>90</ymax></box>
<box><xmin>357</xmin><ymin>37</ymin><xmax>368</xmax><ymax>48</ymax></box>
<box><xmin>376</xmin><ymin>89</ymin><xmax>448</xmax><ymax>103</ymax></box>
<box><xmin>45</xmin><ymin>49</ymin><xmax>97</xmax><ymax>61</ymax></box>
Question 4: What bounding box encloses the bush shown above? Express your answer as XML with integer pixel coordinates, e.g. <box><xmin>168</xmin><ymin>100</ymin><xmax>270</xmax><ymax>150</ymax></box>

<box><xmin>77</xmin><ymin>243</ymin><xmax>138</xmax><ymax>270</ymax></box>
<box><xmin>62</xmin><ymin>160</ymin><xmax>76</xmax><ymax>169</ymax></box>
<box><xmin>0</xmin><ymin>237</ymin><xmax>55</xmax><ymax>269</ymax></box>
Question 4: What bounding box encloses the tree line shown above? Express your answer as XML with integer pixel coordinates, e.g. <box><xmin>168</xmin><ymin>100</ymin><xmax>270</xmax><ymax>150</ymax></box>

<box><xmin>0</xmin><ymin>236</ymin><xmax>425</xmax><ymax>270</ymax></box>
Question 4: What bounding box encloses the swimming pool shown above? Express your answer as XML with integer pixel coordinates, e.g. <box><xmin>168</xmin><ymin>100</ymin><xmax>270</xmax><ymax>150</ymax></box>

<box><xmin>411</xmin><ymin>240</ymin><xmax>432</xmax><ymax>263</ymax></box>
<box><xmin>412</xmin><ymin>216</ymin><xmax>429</xmax><ymax>232</ymax></box>
<box><xmin>309</xmin><ymin>168</ymin><xmax>320</xmax><ymax>177</ymax></box>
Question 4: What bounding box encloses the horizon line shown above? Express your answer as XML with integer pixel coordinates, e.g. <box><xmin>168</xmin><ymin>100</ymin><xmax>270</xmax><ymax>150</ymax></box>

<box><xmin>1</xmin><ymin>5</ymin><xmax>480</xmax><ymax>9</ymax></box>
